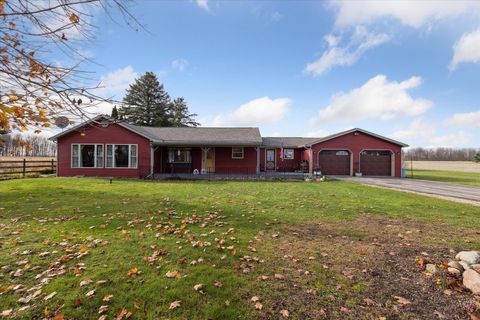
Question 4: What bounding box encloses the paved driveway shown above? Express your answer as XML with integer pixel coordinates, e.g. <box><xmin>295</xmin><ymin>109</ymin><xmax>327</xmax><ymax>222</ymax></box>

<box><xmin>334</xmin><ymin>176</ymin><xmax>480</xmax><ymax>205</ymax></box>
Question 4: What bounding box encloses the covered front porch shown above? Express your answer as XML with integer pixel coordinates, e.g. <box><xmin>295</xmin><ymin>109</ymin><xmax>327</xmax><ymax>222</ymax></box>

<box><xmin>150</xmin><ymin>146</ymin><xmax>260</xmax><ymax>175</ymax></box>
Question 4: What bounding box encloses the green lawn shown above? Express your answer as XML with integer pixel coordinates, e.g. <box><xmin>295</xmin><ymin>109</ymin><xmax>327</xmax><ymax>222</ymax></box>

<box><xmin>407</xmin><ymin>169</ymin><xmax>480</xmax><ymax>186</ymax></box>
<box><xmin>0</xmin><ymin>178</ymin><xmax>479</xmax><ymax>319</ymax></box>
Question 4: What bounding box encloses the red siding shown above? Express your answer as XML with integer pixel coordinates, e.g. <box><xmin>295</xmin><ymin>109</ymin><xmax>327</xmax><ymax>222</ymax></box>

<box><xmin>215</xmin><ymin>147</ymin><xmax>257</xmax><ymax>174</ymax></box>
<box><xmin>309</xmin><ymin>132</ymin><xmax>402</xmax><ymax>177</ymax></box>
<box><xmin>57</xmin><ymin>123</ymin><xmax>151</xmax><ymax>177</ymax></box>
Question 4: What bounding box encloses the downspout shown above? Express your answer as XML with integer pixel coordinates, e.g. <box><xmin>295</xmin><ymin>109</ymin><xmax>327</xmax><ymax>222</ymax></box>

<box><xmin>256</xmin><ymin>147</ymin><xmax>260</xmax><ymax>174</ymax></box>
<box><xmin>309</xmin><ymin>146</ymin><xmax>313</xmax><ymax>175</ymax></box>
<box><xmin>150</xmin><ymin>142</ymin><xmax>154</xmax><ymax>177</ymax></box>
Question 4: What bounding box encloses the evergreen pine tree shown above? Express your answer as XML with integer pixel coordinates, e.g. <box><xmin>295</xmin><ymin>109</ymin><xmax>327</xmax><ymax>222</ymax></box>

<box><xmin>111</xmin><ymin>105</ymin><xmax>119</xmax><ymax>119</ymax></box>
<box><xmin>169</xmin><ymin>97</ymin><xmax>200</xmax><ymax>127</ymax></box>
<box><xmin>119</xmin><ymin>72</ymin><xmax>171</xmax><ymax>126</ymax></box>
<box><xmin>475</xmin><ymin>152</ymin><xmax>480</xmax><ymax>163</ymax></box>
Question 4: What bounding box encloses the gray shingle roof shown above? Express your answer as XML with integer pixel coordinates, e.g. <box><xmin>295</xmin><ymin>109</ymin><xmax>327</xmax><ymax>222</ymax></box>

<box><xmin>261</xmin><ymin>137</ymin><xmax>320</xmax><ymax>148</ymax></box>
<box><xmin>124</xmin><ymin>123</ymin><xmax>263</xmax><ymax>146</ymax></box>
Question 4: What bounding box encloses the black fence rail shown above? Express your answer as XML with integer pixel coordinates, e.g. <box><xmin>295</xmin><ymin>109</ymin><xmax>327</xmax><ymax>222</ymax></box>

<box><xmin>0</xmin><ymin>159</ymin><xmax>56</xmax><ymax>177</ymax></box>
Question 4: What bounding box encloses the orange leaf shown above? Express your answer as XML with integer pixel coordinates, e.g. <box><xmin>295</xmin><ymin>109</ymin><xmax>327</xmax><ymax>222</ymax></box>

<box><xmin>127</xmin><ymin>267</ymin><xmax>139</xmax><ymax>277</ymax></box>
<box><xmin>52</xmin><ymin>313</ymin><xmax>65</xmax><ymax>320</ymax></box>
<box><xmin>69</xmin><ymin>13</ymin><xmax>80</xmax><ymax>24</ymax></box>
<box><xmin>79</xmin><ymin>246</ymin><xmax>88</xmax><ymax>254</ymax></box>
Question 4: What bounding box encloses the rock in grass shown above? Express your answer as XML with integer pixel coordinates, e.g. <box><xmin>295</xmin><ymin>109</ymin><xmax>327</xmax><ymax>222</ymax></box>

<box><xmin>471</xmin><ymin>264</ymin><xmax>480</xmax><ymax>272</ymax></box>
<box><xmin>462</xmin><ymin>269</ymin><xmax>480</xmax><ymax>294</ymax></box>
<box><xmin>455</xmin><ymin>251</ymin><xmax>480</xmax><ymax>265</ymax></box>
<box><xmin>447</xmin><ymin>267</ymin><xmax>462</xmax><ymax>276</ymax></box>
<box><xmin>447</xmin><ymin>261</ymin><xmax>464</xmax><ymax>272</ymax></box>
<box><xmin>459</xmin><ymin>261</ymin><xmax>471</xmax><ymax>270</ymax></box>
<box><xmin>426</xmin><ymin>264</ymin><xmax>438</xmax><ymax>274</ymax></box>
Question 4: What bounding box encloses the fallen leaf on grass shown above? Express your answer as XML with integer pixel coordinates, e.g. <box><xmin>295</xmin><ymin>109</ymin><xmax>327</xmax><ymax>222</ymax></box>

<box><xmin>214</xmin><ymin>280</ymin><xmax>223</xmax><ymax>288</ymax></box>
<box><xmin>254</xmin><ymin>302</ymin><xmax>263</xmax><ymax>310</ymax></box>
<box><xmin>44</xmin><ymin>291</ymin><xmax>57</xmax><ymax>300</ymax></box>
<box><xmin>116</xmin><ymin>306</ymin><xmax>132</xmax><ymax>319</ymax></box>
<box><xmin>280</xmin><ymin>309</ymin><xmax>289</xmax><ymax>317</ymax></box>
<box><xmin>251</xmin><ymin>296</ymin><xmax>260</xmax><ymax>302</ymax></box>
<box><xmin>127</xmin><ymin>268</ymin><xmax>140</xmax><ymax>278</ymax></box>
<box><xmin>166</xmin><ymin>270</ymin><xmax>179</xmax><ymax>278</ymax></box>
<box><xmin>169</xmin><ymin>300</ymin><xmax>181</xmax><ymax>310</ymax></box>
<box><xmin>98</xmin><ymin>305</ymin><xmax>108</xmax><ymax>314</ymax></box>
<box><xmin>1</xmin><ymin>310</ymin><xmax>13</xmax><ymax>317</ymax></box>
<box><xmin>394</xmin><ymin>296</ymin><xmax>411</xmax><ymax>305</ymax></box>
<box><xmin>52</xmin><ymin>313</ymin><xmax>64</xmax><ymax>320</ymax></box>
<box><xmin>193</xmin><ymin>283</ymin><xmax>204</xmax><ymax>293</ymax></box>
<box><xmin>103</xmin><ymin>294</ymin><xmax>114</xmax><ymax>302</ymax></box>
<box><xmin>80</xmin><ymin>279</ymin><xmax>93</xmax><ymax>287</ymax></box>
<box><xmin>86</xmin><ymin>289</ymin><xmax>96</xmax><ymax>298</ymax></box>
<box><xmin>79</xmin><ymin>246</ymin><xmax>89</xmax><ymax>254</ymax></box>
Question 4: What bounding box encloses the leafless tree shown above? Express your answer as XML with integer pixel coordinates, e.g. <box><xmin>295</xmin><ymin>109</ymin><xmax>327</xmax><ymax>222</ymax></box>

<box><xmin>0</xmin><ymin>0</ymin><xmax>141</xmax><ymax>132</ymax></box>
<box><xmin>403</xmin><ymin>147</ymin><xmax>480</xmax><ymax>161</ymax></box>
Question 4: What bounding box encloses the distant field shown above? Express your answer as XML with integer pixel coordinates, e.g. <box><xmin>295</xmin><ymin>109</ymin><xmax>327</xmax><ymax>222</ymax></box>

<box><xmin>407</xmin><ymin>169</ymin><xmax>480</xmax><ymax>187</ymax></box>
<box><xmin>405</xmin><ymin>161</ymin><xmax>480</xmax><ymax>173</ymax></box>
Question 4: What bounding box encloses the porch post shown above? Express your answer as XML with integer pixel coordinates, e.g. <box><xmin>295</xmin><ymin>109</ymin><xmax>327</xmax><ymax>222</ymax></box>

<box><xmin>309</xmin><ymin>147</ymin><xmax>313</xmax><ymax>175</ymax></box>
<box><xmin>201</xmin><ymin>147</ymin><xmax>210</xmax><ymax>172</ymax></box>
<box><xmin>255</xmin><ymin>147</ymin><xmax>260</xmax><ymax>174</ymax></box>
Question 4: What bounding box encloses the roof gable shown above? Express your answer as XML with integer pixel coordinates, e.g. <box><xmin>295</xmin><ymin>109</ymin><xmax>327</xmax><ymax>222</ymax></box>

<box><xmin>305</xmin><ymin>128</ymin><xmax>408</xmax><ymax>147</ymax></box>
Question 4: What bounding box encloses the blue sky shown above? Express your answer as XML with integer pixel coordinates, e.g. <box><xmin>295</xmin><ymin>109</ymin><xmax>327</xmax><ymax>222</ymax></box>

<box><xmin>76</xmin><ymin>0</ymin><xmax>480</xmax><ymax>148</ymax></box>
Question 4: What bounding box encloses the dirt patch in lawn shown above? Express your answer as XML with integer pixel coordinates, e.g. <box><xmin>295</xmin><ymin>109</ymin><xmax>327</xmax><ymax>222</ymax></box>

<box><xmin>247</xmin><ymin>214</ymin><xmax>480</xmax><ymax>320</ymax></box>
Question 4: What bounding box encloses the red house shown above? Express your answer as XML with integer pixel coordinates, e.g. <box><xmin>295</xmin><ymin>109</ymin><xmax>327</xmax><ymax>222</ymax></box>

<box><xmin>50</xmin><ymin>115</ymin><xmax>408</xmax><ymax>178</ymax></box>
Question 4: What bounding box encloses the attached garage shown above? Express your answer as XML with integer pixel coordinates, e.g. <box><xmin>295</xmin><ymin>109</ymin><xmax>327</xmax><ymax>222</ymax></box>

<box><xmin>318</xmin><ymin>150</ymin><xmax>351</xmax><ymax>175</ymax></box>
<box><xmin>360</xmin><ymin>150</ymin><xmax>392</xmax><ymax>176</ymax></box>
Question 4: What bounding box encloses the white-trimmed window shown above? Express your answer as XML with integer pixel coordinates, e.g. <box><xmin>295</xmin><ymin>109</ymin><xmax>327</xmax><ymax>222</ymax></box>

<box><xmin>283</xmin><ymin>148</ymin><xmax>294</xmax><ymax>160</ymax></box>
<box><xmin>168</xmin><ymin>148</ymin><xmax>191</xmax><ymax>163</ymax></box>
<box><xmin>71</xmin><ymin>144</ymin><xmax>104</xmax><ymax>168</ymax></box>
<box><xmin>232</xmin><ymin>147</ymin><xmax>244</xmax><ymax>159</ymax></box>
<box><xmin>105</xmin><ymin>144</ymin><xmax>138</xmax><ymax>168</ymax></box>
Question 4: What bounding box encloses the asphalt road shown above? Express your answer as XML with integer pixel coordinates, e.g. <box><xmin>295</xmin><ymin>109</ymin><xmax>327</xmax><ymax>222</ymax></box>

<box><xmin>334</xmin><ymin>176</ymin><xmax>480</xmax><ymax>206</ymax></box>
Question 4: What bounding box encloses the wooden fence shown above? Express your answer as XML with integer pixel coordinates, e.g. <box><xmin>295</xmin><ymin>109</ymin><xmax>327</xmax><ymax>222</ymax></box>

<box><xmin>0</xmin><ymin>158</ymin><xmax>56</xmax><ymax>177</ymax></box>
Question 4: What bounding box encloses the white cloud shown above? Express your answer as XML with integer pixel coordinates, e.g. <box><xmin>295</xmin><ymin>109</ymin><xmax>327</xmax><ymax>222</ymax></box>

<box><xmin>196</xmin><ymin>0</ymin><xmax>209</xmax><ymax>12</ymax></box>
<box><xmin>330</xmin><ymin>1</ymin><xmax>480</xmax><ymax>28</ymax></box>
<box><xmin>304</xmin><ymin>26</ymin><xmax>390</xmax><ymax>76</ymax></box>
<box><xmin>444</xmin><ymin>109</ymin><xmax>480</xmax><ymax>128</ymax></box>
<box><xmin>270</xmin><ymin>11</ymin><xmax>284</xmax><ymax>22</ymax></box>
<box><xmin>206</xmin><ymin>97</ymin><xmax>292</xmax><ymax>126</ymax></box>
<box><xmin>171</xmin><ymin>58</ymin><xmax>189</xmax><ymax>72</ymax></box>
<box><xmin>392</xmin><ymin>117</ymin><xmax>472</xmax><ymax>147</ymax></box>
<box><xmin>97</xmin><ymin>66</ymin><xmax>138</xmax><ymax>99</ymax></box>
<box><xmin>311</xmin><ymin>75</ymin><xmax>433</xmax><ymax>124</ymax></box>
<box><xmin>449</xmin><ymin>29</ymin><xmax>480</xmax><ymax>71</ymax></box>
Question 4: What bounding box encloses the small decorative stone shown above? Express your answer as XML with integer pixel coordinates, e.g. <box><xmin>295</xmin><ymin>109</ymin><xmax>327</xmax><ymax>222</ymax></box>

<box><xmin>462</xmin><ymin>269</ymin><xmax>480</xmax><ymax>294</ymax></box>
<box><xmin>425</xmin><ymin>264</ymin><xmax>438</xmax><ymax>274</ymax></box>
<box><xmin>447</xmin><ymin>267</ymin><xmax>462</xmax><ymax>276</ymax></box>
<box><xmin>459</xmin><ymin>261</ymin><xmax>471</xmax><ymax>270</ymax></box>
<box><xmin>447</xmin><ymin>261</ymin><xmax>464</xmax><ymax>272</ymax></box>
<box><xmin>471</xmin><ymin>264</ymin><xmax>480</xmax><ymax>272</ymax></box>
<box><xmin>455</xmin><ymin>251</ymin><xmax>480</xmax><ymax>265</ymax></box>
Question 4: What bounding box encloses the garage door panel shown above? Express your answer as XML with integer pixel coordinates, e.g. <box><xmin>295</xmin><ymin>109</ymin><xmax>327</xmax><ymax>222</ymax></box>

<box><xmin>319</xmin><ymin>150</ymin><xmax>350</xmax><ymax>175</ymax></box>
<box><xmin>360</xmin><ymin>151</ymin><xmax>391</xmax><ymax>176</ymax></box>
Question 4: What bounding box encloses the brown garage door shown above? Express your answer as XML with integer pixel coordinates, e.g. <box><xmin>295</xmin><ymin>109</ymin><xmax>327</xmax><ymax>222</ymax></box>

<box><xmin>318</xmin><ymin>150</ymin><xmax>350</xmax><ymax>175</ymax></box>
<box><xmin>360</xmin><ymin>150</ymin><xmax>391</xmax><ymax>176</ymax></box>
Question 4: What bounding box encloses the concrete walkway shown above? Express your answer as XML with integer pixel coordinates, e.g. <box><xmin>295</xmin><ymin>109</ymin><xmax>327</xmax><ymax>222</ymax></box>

<box><xmin>333</xmin><ymin>176</ymin><xmax>480</xmax><ymax>206</ymax></box>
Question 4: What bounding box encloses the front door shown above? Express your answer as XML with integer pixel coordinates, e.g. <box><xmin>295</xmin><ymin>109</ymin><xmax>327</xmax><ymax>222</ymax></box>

<box><xmin>266</xmin><ymin>149</ymin><xmax>276</xmax><ymax>171</ymax></box>
<box><xmin>202</xmin><ymin>148</ymin><xmax>215</xmax><ymax>173</ymax></box>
